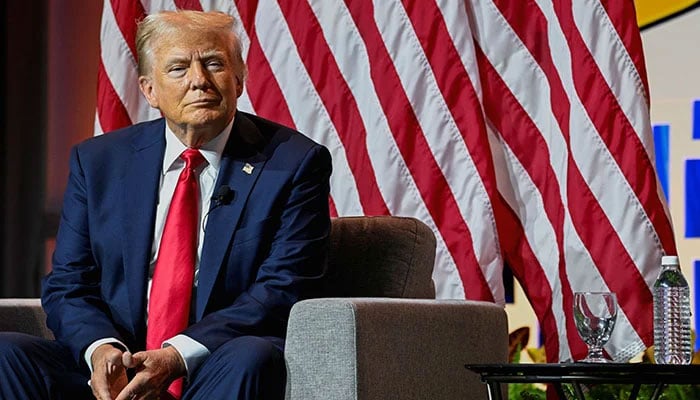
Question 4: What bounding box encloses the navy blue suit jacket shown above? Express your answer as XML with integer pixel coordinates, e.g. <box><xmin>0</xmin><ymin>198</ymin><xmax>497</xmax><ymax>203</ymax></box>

<box><xmin>41</xmin><ymin>111</ymin><xmax>331</xmax><ymax>369</ymax></box>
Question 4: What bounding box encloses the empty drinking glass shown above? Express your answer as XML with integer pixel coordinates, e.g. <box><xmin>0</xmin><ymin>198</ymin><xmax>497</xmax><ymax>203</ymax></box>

<box><xmin>574</xmin><ymin>292</ymin><xmax>618</xmax><ymax>363</ymax></box>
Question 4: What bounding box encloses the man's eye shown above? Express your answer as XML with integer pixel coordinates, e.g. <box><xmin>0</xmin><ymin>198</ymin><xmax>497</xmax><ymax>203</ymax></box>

<box><xmin>167</xmin><ymin>66</ymin><xmax>187</xmax><ymax>77</ymax></box>
<box><xmin>206</xmin><ymin>61</ymin><xmax>224</xmax><ymax>69</ymax></box>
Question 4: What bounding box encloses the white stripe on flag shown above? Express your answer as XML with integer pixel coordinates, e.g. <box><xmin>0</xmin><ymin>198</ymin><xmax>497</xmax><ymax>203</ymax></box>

<box><xmin>255</xmin><ymin>0</ymin><xmax>365</xmax><ymax>216</ymax></box>
<box><xmin>573</xmin><ymin>0</ymin><xmax>653</xmax><ymax>154</ymax></box>
<box><xmin>307</xmin><ymin>0</ymin><xmax>468</xmax><ymax>298</ymax></box>
<box><xmin>375</xmin><ymin>0</ymin><xmax>503</xmax><ymax>302</ymax></box>
<box><xmin>100</xmin><ymin>1</ymin><xmax>148</xmax><ymax>124</ymax></box>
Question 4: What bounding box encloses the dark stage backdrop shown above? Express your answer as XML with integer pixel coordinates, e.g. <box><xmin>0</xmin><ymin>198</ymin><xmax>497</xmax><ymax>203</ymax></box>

<box><xmin>1</xmin><ymin>0</ymin><xmax>101</xmax><ymax>297</ymax></box>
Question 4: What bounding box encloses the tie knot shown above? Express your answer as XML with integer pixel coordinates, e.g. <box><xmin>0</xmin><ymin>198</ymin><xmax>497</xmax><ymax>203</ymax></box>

<box><xmin>181</xmin><ymin>148</ymin><xmax>206</xmax><ymax>170</ymax></box>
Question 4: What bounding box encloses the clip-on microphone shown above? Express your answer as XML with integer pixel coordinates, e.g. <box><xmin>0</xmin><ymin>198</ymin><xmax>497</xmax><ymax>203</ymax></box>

<box><xmin>212</xmin><ymin>185</ymin><xmax>234</xmax><ymax>207</ymax></box>
<box><xmin>203</xmin><ymin>185</ymin><xmax>234</xmax><ymax>230</ymax></box>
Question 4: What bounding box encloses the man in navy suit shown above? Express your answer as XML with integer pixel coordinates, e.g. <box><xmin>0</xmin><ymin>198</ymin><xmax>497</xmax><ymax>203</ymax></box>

<box><xmin>0</xmin><ymin>9</ymin><xmax>330</xmax><ymax>400</ymax></box>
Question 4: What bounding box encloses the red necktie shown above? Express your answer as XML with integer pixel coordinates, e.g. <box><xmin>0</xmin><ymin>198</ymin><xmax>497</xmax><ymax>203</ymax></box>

<box><xmin>147</xmin><ymin>148</ymin><xmax>205</xmax><ymax>399</ymax></box>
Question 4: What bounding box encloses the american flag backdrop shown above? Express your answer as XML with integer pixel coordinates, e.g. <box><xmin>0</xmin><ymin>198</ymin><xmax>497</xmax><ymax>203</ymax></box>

<box><xmin>96</xmin><ymin>0</ymin><xmax>677</xmax><ymax>363</ymax></box>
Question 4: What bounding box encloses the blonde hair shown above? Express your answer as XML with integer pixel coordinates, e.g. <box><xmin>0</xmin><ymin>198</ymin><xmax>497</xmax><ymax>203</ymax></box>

<box><xmin>135</xmin><ymin>10</ymin><xmax>248</xmax><ymax>82</ymax></box>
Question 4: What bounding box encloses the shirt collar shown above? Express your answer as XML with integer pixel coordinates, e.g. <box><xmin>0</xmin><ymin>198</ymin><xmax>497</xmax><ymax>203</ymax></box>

<box><xmin>162</xmin><ymin>118</ymin><xmax>234</xmax><ymax>175</ymax></box>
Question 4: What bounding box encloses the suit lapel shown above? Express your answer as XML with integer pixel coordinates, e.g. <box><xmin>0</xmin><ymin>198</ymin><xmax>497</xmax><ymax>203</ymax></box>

<box><xmin>196</xmin><ymin>113</ymin><xmax>268</xmax><ymax>320</ymax></box>
<box><xmin>122</xmin><ymin>120</ymin><xmax>165</xmax><ymax>338</ymax></box>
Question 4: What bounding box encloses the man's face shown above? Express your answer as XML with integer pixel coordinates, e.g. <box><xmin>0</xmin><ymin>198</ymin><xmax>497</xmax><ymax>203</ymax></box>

<box><xmin>139</xmin><ymin>27</ymin><xmax>243</xmax><ymax>134</ymax></box>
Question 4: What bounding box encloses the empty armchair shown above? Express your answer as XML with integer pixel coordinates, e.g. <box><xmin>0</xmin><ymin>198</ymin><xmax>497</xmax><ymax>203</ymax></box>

<box><xmin>284</xmin><ymin>216</ymin><xmax>508</xmax><ymax>400</ymax></box>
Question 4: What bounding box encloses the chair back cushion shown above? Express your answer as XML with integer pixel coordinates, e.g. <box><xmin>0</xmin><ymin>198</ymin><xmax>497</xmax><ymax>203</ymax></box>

<box><xmin>324</xmin><ymin>216</ymin><xmax>436</xmax><ymax>298</ymax></box>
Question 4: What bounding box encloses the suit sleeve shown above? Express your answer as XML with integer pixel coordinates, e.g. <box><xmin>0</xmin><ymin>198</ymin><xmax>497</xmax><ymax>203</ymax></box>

<box><xmin>41</xmin><ymin>146</ymin><xmax>126</xmax><ymax>368</ymax></box>
<box><xmin>182</xmin><ymin>144</ymin><xmax>332</xmax><ymax>352</ymax></box>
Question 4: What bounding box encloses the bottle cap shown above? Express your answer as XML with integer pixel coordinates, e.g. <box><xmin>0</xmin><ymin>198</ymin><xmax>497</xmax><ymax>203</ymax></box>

<box><xmin>661</xmin><ymin>255</ymin><xmax>680</xmax><ymax>266</ymax></box>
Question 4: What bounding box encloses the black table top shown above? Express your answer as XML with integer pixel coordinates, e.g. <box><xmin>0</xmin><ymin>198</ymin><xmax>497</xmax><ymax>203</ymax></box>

<box><xmin>464</xmin><ymin>363</ymin><xmax>700</xmax><ymax>384</ymax></box>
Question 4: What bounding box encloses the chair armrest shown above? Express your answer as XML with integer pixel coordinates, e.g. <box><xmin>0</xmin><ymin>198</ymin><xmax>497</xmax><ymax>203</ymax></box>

<box><xmin>284</xmin><ymin>298</ymin><xmax>508</xmax><ymax>400</ymax></box>
<box><xmin>0</xmin><ymin>298</ymin><xmax>53</xmax><ymax>339</ymax></box>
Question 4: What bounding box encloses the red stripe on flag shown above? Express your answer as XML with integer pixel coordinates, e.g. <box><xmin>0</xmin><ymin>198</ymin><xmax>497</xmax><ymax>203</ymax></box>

<box><xmin>401</xmin><ymin>0</ymin><xmax>499</xmax><ymax>206</ymax></box>
<box><xmin>345</xmin><ymin>0</ymin><xmax>494</xmax><ymax>301</ymax></box>
<box><xmin>109</xmin><ymin>0</ymin><xmax>145</xmax><ymax>59</ymax></box>
<box><xmin>569</xmin><ymin>170</ymin><xmax>655</xmax><ymax>347</ymax></box>
<box><xmin>491</xmin><ymin>0</ymin><xmax>570</xmax><ymax>141</ymax></box>
<box><xmin>96</xmin><ymin>60</ymin><xmax>132</xmax><ymax>132</ymax></box>
<box><xmin>554</xmin><ymin>0</ymin><xmax>658</xmax><ymax>347</ymax></box>
<box><xmin>495</xmin><ymin>0</ymin><xmax>656</xmax><ymax>356</ymax></box>
<box><xmin>492</xmin><ymin>194</ymin><xmax>561</xmax><ymax>362</ymax></box>
<box><xmin>599</xmin><ymin>0</ymin><xmax>650</xmax><ymax>101</ymax></box>
<box><xmin>555</xmin><ymin>0</ymin><xmax>675</xmax><ymax>257</ymax></box>
<box><xmin>329</xmin><ymin>196</ymin><xmax>338</xmax><ymax>218</ymax></box>
<box><xmin>173</xmin><ymin>0</ymin><xmax>203</xmax><ymax>11</ymax></box>
<box><xmin>234</xmin><ymin>0</ymin><xmax>296</xmax><ymax>128</ymax></box>
<box><xmin>489</xmin><ymin>0</ymin><xmax>583</xmax><ymax>362</ymax></box>
<box><xmin>277</xmin><ymin>1</ymin><xmax>390</xmax><ymax>216</ymax></box>
<box><xmin>474</xmin><ymin>44</ymin><xmax>582</xmax><ymax>362</ymax></box>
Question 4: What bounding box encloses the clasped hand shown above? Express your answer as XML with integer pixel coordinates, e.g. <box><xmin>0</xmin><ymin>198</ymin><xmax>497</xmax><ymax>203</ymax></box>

<box><xmin>90</xmin><ymin>343</ymin><xmax>186</xmax><ymax>400</ymax></box>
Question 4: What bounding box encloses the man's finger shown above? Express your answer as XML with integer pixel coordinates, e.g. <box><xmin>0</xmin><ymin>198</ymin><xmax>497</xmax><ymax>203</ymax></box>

<box><xmin>92</xmin><ymin>360</ymin><xmax>116</xmax><ymax>400</ymax></box>
<box><xmin>91</xmin><ymin>345</ymin><xmax>128</xmax><ymax>400</ymax></box>
<box><xmin>92</xmin><ymin>381</ymin><xmax>114</xmax><ymax>400</ymax></box>
<box><xmin>121</xmin><ymin>351</ymin><xmax>133</xmax><ymax>368</ymax></box>
<box><xmin>114</xmin><ymin>373</ymin><xmax>150</xmax><ymax>400</ymax></box>
<box><xmin>122</xmin><ymin>350</ymin><xmax>149</xmax><ymax>369</ymax></box>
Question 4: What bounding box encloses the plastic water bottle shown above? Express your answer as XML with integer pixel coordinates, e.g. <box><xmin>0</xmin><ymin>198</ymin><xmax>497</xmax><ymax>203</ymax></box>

<box><xmin>653</xmin><ymin>255</ymin><xmax>692</xmax><ymax>364</ymax></box>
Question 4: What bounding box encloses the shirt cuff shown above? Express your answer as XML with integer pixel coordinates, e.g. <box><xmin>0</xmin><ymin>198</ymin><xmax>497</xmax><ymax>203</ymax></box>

<box><xmin>163</xmin><ymin>334</ymin><xmax>210</xmax><ymax>378</ymax></box>
<box><xmin>84</xmin><ymin>338</ymin><xmax>129</xmax><ymax>373</ymax></box>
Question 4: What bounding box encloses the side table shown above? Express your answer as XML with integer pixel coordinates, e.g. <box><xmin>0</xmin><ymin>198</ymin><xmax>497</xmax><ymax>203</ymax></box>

<box><xmin>464</xmin><ymin>363</ymin><xmax>700</xmax><ymax>400</ymax></box>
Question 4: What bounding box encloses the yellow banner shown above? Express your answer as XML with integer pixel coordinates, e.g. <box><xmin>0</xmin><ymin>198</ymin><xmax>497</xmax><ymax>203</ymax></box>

<box><xmin>635</xmin><ymin>0</ymin><xmax>700</xmax><ymax>28</ymax></box>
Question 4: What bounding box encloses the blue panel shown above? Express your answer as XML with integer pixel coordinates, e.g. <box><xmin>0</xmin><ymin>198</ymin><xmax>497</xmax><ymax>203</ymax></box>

<box><xmin>696</xmin><ymin>260</ymin><xmax>700</xmax><ymax>351</ymax></box>
<box><xmin>503</xmin><ymin>263</ymin><xmax>514</xmax><ymax>304</ymax></box>
<box><xmin>653</xmin><ymin>124</ymin><xmax>670</xmax><ymax>202</ymax></box>
<box><xmin>694</xmin><ymin>100</ymin><xmax>700</xmax><ymax>140</ymax></box>
<box><xmin>686</xmin><ymin>160</ymin><xmax>700</xmax><ymax>238</ymax></box>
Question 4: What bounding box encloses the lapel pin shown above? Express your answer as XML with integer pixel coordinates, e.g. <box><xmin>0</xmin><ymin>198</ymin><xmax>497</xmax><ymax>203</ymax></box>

<box><xmin>242</xmin><ymin>163</ymin><xmax>254</xmax><ymax>175</ymax></box>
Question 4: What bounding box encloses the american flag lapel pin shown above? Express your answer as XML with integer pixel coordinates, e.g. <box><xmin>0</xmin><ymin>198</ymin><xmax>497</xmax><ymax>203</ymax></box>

<box><xmin>242</xmin><ymin>163</ymin><xmax>254</xmax><ymax>175</ymax></box>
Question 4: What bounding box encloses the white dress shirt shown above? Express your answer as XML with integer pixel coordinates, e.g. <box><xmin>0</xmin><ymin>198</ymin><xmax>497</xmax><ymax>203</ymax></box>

<box><xmin>85</xmin><ymin>118</ymin><xmax>234</xmax><ymax>378</ymax></box>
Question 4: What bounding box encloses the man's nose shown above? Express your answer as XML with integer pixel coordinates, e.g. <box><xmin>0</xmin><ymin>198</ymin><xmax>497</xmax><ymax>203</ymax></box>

<box><xmin>189</xmin><ymin>62</ymin><xmax>210</xmax><ymax>89</ymax></box>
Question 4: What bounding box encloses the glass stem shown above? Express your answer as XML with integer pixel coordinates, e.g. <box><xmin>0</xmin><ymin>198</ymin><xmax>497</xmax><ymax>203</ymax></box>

<box><xmin>587</xmin><ymin>345</ymin><xmax>604</xmax><ymax>360</ymax></box>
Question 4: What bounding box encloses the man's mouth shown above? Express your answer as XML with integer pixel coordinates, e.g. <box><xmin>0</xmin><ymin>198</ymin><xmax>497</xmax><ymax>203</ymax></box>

<box><xmin>188</xmin><ymin>98</ymin><xmax>219</xmax><ymax>106</ymax></box>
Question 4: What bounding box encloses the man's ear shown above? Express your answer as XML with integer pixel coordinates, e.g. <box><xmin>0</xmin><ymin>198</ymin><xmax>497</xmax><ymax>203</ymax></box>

<box><xmin>139</xmin><ymin>76</ymin><xmax>159</xmax><ymax>108</ymax></box>
<box><xmin>235</xmin><ymin>76</ymin><xmax>244</xmax><ymax>99</ymax></box>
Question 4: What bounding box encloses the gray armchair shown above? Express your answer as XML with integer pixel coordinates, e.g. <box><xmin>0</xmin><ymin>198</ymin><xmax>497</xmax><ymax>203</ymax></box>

<box><xmin>0</xmin><ymin>216</ymin><xmax>508</xmax><ymax>399</ymax></box>
<box><xmin>285</xmin><ymin>216</ymin><xmax>508</xmax><ymax>399</ymax></box>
